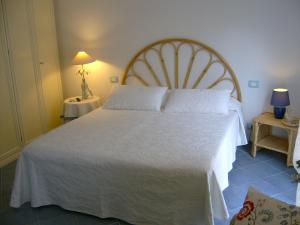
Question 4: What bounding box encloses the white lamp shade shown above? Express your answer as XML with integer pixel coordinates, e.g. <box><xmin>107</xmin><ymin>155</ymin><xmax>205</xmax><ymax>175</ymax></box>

<box><xmin>72</xmin><ymin>51</ymin><xmax>94</xmax><ymax>65</ymax></box>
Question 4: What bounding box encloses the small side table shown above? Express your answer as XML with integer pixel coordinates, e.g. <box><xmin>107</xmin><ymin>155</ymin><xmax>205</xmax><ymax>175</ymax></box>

<box><xmin>251</xmin><ymin>112</ymin><xmax>298</xmax><ymax>167</ymax></box>
<box><xmin>63</xmin><ymin>96</ymin><xmax>101</xmax><ymax>120</ymax></box>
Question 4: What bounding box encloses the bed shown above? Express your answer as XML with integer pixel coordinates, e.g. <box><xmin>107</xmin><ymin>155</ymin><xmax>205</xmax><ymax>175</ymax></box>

<box><xmin>10</xmin><ymin>38</ymin><xmax>247</xmax><ymax>225</ymax></box>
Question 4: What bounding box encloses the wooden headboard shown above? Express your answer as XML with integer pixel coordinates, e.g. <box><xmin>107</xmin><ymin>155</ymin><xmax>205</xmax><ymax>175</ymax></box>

<box><xmin>121</xmin><ymin>38</ymin><xmax>241</xmax><ymax>101</ymax></box>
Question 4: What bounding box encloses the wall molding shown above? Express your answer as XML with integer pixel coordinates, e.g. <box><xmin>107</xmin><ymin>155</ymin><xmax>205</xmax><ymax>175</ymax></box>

<box><xmin>0</xmin><ymin>146</ymin><xmax>21</xmax><ymax>168</ymax></box>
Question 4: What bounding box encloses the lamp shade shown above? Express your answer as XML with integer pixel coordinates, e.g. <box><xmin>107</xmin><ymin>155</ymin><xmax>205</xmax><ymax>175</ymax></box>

<box><xmin>271</xmin><ymin>88</ymin><xmax>290</xmax><ymax>107</ymax></box>
<box><xmin>72</xmin><ymin>51</ymin><xmax>94</xmax><ymax>65</ymax></box>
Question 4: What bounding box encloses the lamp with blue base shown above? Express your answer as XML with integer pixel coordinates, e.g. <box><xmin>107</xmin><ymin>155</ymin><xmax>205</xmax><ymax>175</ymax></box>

<box><xmin>270</xmin><ymin>88</ymin><xmax>290</xmax><ymax>119</ymax></box>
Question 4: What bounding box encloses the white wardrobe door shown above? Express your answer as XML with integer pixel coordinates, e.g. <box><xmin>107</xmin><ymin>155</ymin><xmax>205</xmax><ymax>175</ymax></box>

<box><xmin>0</xmin><ymin>24</ymin><xmax>20</xmax><ymax>158</ymax></box>
<box><xmin>31</xmin><ymin>0</ymin><xmax>63</xmax><ymax>130</ymax></box>
<box><xmin>3</xmin><ymin>0</ymin><xmax>43</xmax><ymax>143</ymax></box>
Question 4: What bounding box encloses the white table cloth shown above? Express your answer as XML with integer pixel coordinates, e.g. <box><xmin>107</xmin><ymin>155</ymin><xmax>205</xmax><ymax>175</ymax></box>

<box><xmin>64</xmin><ymin>96</ymin><xmax>101</xmax><ymax>118</ymax></box>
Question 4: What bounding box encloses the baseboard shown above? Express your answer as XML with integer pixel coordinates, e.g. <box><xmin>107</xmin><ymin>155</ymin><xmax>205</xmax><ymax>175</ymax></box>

<box><xmin>0</xmin><ymin>146</ymin><xmax>21</xmax><ymax>168</ymax></box>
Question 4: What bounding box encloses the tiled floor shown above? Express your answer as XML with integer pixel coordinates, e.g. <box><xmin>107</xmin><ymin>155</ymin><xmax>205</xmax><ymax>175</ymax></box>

<box><xmin>0</xmin><ymin>145</ymin><xmax>297</xmax><ymax>225</ymax></box>
<box><xmin>215</xmin><ymin>145</ymin><xmax>297</xmax><ymax>225</ymax></box>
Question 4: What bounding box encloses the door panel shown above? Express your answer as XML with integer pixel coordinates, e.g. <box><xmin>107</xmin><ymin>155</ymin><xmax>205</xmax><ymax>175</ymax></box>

<box><xmin>32</xmin><ymin>0</ymin><xmax>63</xmax><ymax>129</ymax></box>
<box><xmin>0</xmin><ymin>19</ymin><xmax>20</xmax><ymax>156</ymax></box>
<box><xmin>3</xmin><ymin>0</ymin><xmax>43</xmax><ymax>142</ymax></box>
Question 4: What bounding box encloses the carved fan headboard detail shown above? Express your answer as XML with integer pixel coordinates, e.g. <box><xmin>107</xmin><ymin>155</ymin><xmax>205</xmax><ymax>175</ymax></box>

<box><xmin>121</xmin><ymin>38</ymin><xmax>241</xmax><ymax>101</ymax></box>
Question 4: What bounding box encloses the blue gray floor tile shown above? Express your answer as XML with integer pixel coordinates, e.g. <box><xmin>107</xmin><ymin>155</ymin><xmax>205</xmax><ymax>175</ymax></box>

<box><xmin>0</xmin><ymin>145</ymin><xmax>297</xmax><ymax>225</ymax></box>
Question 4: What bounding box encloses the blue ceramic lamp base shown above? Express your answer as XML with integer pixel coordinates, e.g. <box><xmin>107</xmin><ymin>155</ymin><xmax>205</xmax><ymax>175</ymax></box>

<box><xmin>273</xmin><ymin>107</ymin><xmax>286</xmax><ymax>119</ymax></box>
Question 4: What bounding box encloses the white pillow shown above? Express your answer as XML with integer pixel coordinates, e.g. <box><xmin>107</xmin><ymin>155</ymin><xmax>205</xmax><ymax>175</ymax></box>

<box><xmin>229</xmin><ymin>97</ymin><xmax>242</xmax><ymax>112</ymax></box>
<box><xmin>103</xmin><ymin>85</ymin><xmax>168</xmax><ymax>111</ymax></box>
<box><xmin>163</xmin><ymin>89</ymin><xmax>231</xmax><ymax>114</ymax></box>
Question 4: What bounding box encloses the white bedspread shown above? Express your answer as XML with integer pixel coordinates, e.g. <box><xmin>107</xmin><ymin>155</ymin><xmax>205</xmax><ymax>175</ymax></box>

<box><xmin>11</xmin><ymin>108</ymin><xmax>247</xmax><ymax>225</ymax></box>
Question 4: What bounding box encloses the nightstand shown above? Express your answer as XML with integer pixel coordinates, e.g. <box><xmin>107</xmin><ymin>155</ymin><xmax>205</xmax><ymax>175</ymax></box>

<box><xmin>251</xmin><ymin>112</ymin><xmax>298</xmax><ymax>167</ymax></box>
<box><xmin>63</xmin><ymin>96</ymin><xmax>101</xmax><ymax>121</ymax></box>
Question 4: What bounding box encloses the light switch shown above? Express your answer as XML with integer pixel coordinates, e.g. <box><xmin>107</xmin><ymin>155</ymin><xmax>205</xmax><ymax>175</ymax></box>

<box><xmin>110</xmin><ymin>76</ymin><xmax>119</xmax><ymax>83</ymax></box>
<box><xmin>248</xmin><ymin>80</ymin><xmax>259</xmax><ymax>88</ymax></box>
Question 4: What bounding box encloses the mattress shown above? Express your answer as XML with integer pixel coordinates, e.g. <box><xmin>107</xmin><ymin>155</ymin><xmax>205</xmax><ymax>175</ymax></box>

<box><xmin>10</xmin><ymin>108</ymin><xmax>247</xmax><ymax>225</ymax></box>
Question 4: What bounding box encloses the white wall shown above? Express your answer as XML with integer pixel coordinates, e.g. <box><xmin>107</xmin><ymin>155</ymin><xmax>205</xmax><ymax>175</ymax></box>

<box><xmin>54</xmin><ymin>0</ymin><xmax>300</xmax><ymax>126</ymax></box>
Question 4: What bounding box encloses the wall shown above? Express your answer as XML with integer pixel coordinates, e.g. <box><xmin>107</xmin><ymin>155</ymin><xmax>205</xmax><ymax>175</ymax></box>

<box><xmin>54</xmin><ymin>0</ymin><xmax>300</xmax><ymax>126</ymax></box>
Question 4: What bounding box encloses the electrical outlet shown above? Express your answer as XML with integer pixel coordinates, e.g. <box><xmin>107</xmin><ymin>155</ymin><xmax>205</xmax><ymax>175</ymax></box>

<box><xmin>248</xmin><ymin>80</ymin><xmax>259</xmax><ymax>88</ymax></box>
<box><xmin>110</xmin><ymin>76</ymin><xmax>119</xmax><ymax>83</ymax></box>
<box><xmin>247</xmin><ymin>122</ymin><xmax>252</xmax><ymax>129</ymax></box>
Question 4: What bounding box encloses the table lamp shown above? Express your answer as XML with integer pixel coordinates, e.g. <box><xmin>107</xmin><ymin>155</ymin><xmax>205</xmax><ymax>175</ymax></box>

<box><xmin>271</xmin><ymin>88</ymin><xmax>290</xmax><ymax>119</ymax></box>
<box><xmin>72</xmin><ymin>51</ymin><xmax>95</xmax><ymax>99</ymax></box>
